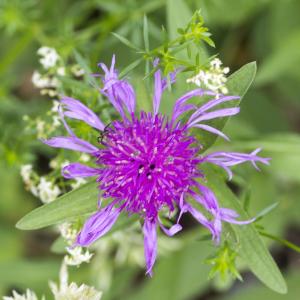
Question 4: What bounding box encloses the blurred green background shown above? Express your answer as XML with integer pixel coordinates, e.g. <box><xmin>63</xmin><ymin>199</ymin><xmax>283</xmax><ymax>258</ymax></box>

<box><xmin>0</xmin><ymin>0</ymin><xmax>300</xmax><ymax>299</ymax></box>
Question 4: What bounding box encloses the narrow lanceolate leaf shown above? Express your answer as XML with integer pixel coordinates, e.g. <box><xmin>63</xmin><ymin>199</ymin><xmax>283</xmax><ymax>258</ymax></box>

<box><xmin>203</xmin><ymin>166</ymin><xmax>287</xmax><ymax>294</ymax></box>
<box><xmin>119</xmin><ymin>58</ymin><xmax>143</xmax><ymax>78</ymax></box>
<box><xmin>16</xmin><ymin>182</ymin><xmax>99</xmax><ymax>230</ymax></box>
<box><xmin>111</xmin><ymin>32</ymin><xmax>141</xmax><ymax>51</ymax></box>
<box><xmin>199</xmin><ymin>62</ymin><xmax>257</xmax><ymax>152</ymax></box>
<box><xmin>17</xmin><ymin>181</ymin><xmax>140</xmax><ymax>232</ymax></box>
<box><xmin>143</xmin><ymin>14</ymin><xmax>150</xmax><ymax>52</ymax></box>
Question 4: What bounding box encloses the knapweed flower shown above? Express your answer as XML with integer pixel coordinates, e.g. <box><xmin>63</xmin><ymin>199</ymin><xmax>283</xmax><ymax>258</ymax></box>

<box><xmin>43</xmin><ymin>55</ymin><xmax>269</xmax><ymax>275</ymax></box>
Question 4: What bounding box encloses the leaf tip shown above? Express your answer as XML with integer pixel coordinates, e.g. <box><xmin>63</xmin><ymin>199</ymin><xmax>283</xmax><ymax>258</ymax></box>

<box><xmin>15</xmin><ymin>216</ymin><xmax>30</xmax><ymax>230</ymax></box>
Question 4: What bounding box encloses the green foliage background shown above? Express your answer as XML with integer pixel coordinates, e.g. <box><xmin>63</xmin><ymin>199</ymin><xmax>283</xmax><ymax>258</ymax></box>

<box><xmin>0</xmin><ymin>0</ymin><xmax>300</xmax><ymax>299</ymax></box>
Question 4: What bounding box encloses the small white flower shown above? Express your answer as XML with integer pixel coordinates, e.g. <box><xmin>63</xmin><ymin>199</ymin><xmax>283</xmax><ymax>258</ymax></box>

<box><xmin>3</xmin><ymin>289</ymin><xmax>42</xmax><ymax>300</ymax></box>
<box><xmin>79</xmin><ymin>153</ymin><xmax>90</xmax><ymax>163</ymax></box>
<box><xmin>52</xmin><ymin>116</ymin><xmax>61</xmax><ymax>128</ymax></box>
<box><xmin>32</xmin><ymin>72</ymin><xmax>58</xmax><ymax>90</ymax></box>
<box><xmin>40</xmin><ymin>89</ymin><xmax>58</xmax><ymax>97</ymax></box>
<box><xmin>64</xmin><ymin>247</ymin><xmax>93</xmax><ymax>266</ymax></box>
<box><xmin>71</xmin><ymin>65</ymin><xmax>85</xmax><ymax>77</ymax></box>
<box><xmin>37</xmin><ymin>47</ymin><xmax>60</xmax><ymax>69</ymax></box>
<box><xmin>37</xmin><ymin>177</ymin><xmax>61</xmax><ymax>203</ymax></box>
<box><xmin>51</xmin><ymin>100</ymin><xmax>60</xmax><ymax>113</ymax></box>
<box><xmin>20</xmin><ymin>164</ymin><xmax>33</xmax><ymax>183</ymax></box>
<box><xmin>49</xmin><ymin>158</ymin><xmax>58</xmax><ymax>169</ymax></box>
<box><xmin>57</xmin><ymin>67</ymin><xmax>66</xmax><ymax>76</ymax></box>
<box><xmin>36</xmin><ymin>119</ymin><xmax>46</xmax><ymax>139</ymax></box>
<box><xmin>58</xmin><ymin>223</ymin><xmax>78</xmax><ymax>244</ymax></box>
<box><xmin>49</xmin><ymin>262</ymin><xmax>102</xmax><ymax>300</ymax></box>
<box><xmin>32</xmin><ymin>71</ymin><xmax>49</xmax><ymax>89</ymax></box>
<box><xmin>30</xmin><ymin>185</ymin><xmax>39</xmax><ymax>197</ymax></box>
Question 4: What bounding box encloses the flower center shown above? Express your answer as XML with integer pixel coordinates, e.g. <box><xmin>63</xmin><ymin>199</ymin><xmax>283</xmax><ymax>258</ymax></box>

<box><xmin>96</xmin><ymin>112</ymin><xmax>201</xmax><ymax>218</ymax></box>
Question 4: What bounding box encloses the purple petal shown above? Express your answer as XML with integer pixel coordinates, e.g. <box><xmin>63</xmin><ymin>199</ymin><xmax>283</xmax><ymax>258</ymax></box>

<box><xmin>143</xmin><ymin>218</ymin><xmax>157</xmax><ymax>276</ymax></box>
<box><xmin>192</xmin><ymin>124</ymin><xmax>230</xmax><ymax>141</ymax></box>
<box><xmin>158</xmin><ymin>219</ymin><xmax>182</xmax><ymax>236</ymax></box>
<box><xmin>172</xmin><ymin>89</ymin><xmax>215</xmax><ymax>122</ymax></box>
<box><xmin>62</xmin><ymin>163</ymin><xmax>100</xmax><ymax>179</ymax></box>
<box><xmin>183</xmin><ymin>202</ymin><xmax>216</xmax><ymax>237</ymax></box>
<box><xmin>61</xmin><ymin>97</ymin><xmax>105</xmax><ymax>131</ymax></box>
<box><xmin>161</xmin><ymin>68</ymin><xmax>180</xmax><ymax>91</ymax></box>
<box><xmin>99</xmin><ymin>55</ymin><xmax>136</xmax><ymax>118</ymax></box>
<box><xmin>42</xmin><ymin>136</ymin><xmax>98</xmax><ymax>154</ymax></box>
<box><xmin>153</xmin><ymin>68</ymin><xmax>162</xmax><ymax>115</ymax></box>
<box><xmin>76</xmin><ymin>203</ymin><xmax>122</xmax><ymax>246</ymax></box>
<box><xmin>193</xmin><ymin>184</ymin><xmax>220</xmax><ymax>212</ymax></box>
<box><xmin>219</xmin><ymin>208</ymin><xmax>255</xmax><ymax>225</ymax></box>
<box><xmin>188</xmin><ymin>107</ymin><xmax>240</xmax><ymax>127</ymax></box>
<box><xmin>188</xmin><ymin>95</ymin><xmax>240</xmax><ymax>124</ymax></box>
<box><xmin>202</xmin><ymin>149</ymin><xmax>271</xmax><ymax>179</ymax></box>
<box><xmin>58</xmin><ymin>104</ymin><xmax>74</xmax><ymax>136</ymax></box>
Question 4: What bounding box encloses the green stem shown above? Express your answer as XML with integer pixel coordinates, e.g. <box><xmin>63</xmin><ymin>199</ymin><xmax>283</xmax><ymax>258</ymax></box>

<box><xmin>259</xmin><ymin>230</ymin><xmax>300</xmax><ymax>253</ymax></box>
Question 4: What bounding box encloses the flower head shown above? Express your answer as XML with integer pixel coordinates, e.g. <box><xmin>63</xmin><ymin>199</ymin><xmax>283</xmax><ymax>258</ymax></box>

<box><xmin>49</xmin><ymin>261</ymin><xmax>102</xmax><ymax>300</ymax></box>
<box><xmin>187</xmin><ymin>58</ymin><xmax>230</xmax><ymax>95</ymax></box>
<box><xmin>37</xmin><ymin>46</ymin><xmax>60</xmax><ymax>69</ymax></box>
<box><xmin>43</xmin><ymin>55</ymin><xmax>270</xmax><ymax>275</ymax></box>
<box><xmin>3</xmin><ymin>290</ymin><xmax>41</xmax><ymax>300</ymax></box>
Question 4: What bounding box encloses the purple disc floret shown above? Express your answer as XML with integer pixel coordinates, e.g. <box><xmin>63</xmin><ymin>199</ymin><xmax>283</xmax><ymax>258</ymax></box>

<box><xmin>43</xmin><ymin>55</ymin><xmax>270</xmax><ymax>276</ymax></box>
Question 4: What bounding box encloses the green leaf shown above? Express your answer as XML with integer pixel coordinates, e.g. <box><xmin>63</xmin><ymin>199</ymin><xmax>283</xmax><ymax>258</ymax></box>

<box><xmin>0</xmin><ymin>29</ymin><xmax>34</xmax><ymax>76</ymax></box>
<box><xmin>255</xmin><ymin>202</ymin><xmax>279</xmax><ymax>220</ymax></box>
<box><xmin>203</xmin><ymin>166</ymin><xmax>287</xmax><ymax>294</ymax></box>
<box><xmin>125</xmin><ymin>241</ymin><xmax>212</xmax><ymax>300</ymax></box>
<box><xmin>143</xmin><ymin>15</ymin><xmax>150</xmax><ymax>52</ymax></box>
<box><xmin>221</xmin><ymin>270</ymin><xmax>300</xmax><ymax>300</ymax></box>
<box><xmin>259</xmin><ymin>231</ymin><xmax>300</xmax><ymax>254</ymax></box>
<box><xmin>119</xmin><ymin>57</ymin><xmax>143</xmax><ymax>78</ymax></box>
<box><xmin>111</xmin><ymin>32</ymin><xmax>141</xmax><ymax>51</ymax></box>
<box><xmin>17</xmin><ymin>181</ymin><xmax>140</xmax><ymax>232</ymax></box>
<box><xmin>16</xmin><ymin>182</ymin><xmax>99</xmax><ymax>230</ymax></box>
<box><xmin>199</xmin><ymin>62</ymin><xmax>257</xmax><ymax>151</ymax></box>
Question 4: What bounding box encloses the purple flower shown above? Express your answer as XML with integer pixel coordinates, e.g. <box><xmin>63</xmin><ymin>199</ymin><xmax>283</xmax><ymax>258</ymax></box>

<box><xmin>43</xmin><ymin>56</ymin><xmax>270</xmax><ymax>276</ymax></box>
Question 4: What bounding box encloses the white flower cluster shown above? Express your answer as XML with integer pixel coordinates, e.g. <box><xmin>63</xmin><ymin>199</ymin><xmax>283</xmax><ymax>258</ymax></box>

<box><xmin>37</xmin><ymin>47</ymin><xmax>60</xmax><ymax>69</ymax></box>
<box><xmin>50</xmin><ymin>262</ymin><xmax>102</xmax><ymax>300</ymax></box>
<box><xmin>20</xmin><ymin>164</ymin><xmax>92</xmax><ymax>266</ymax></box>
<box><xmin>64</xmin><ymin>246</ymin><xmax>93</xmax><ymax>266</ymax></box>
<box><xmin>23</xmin><ymin>100</ymin><xmax>61</xmax><ymax>139</ymax></box>
<box><xmin>4</xmin><ymin>262</ymin><xmax>102</xmax><ymax>300</ymax></box>
<box><xmin>187</xmin><ymin>58</ymin><xmax>230</xmax><ymax>95</ymax></box>
<box><xmin>3</xmin><ymin>289</ymin><xmax>42</xmax><ymax>300</ymax></box>
<box><xmin>32</xmin><ymin>47</ymin><xmax>61</xmax><ymax>97</ymax></box>
<box><xmin>58</xmin><ymin>223</ymin><xmax>93</xmax><ymax>266</ymax></box>
<box><xmin>32</xmin><ymin>71</ymin><xmax>58</xmax><ymax>90</ymax></box>
<box><xmin>20</xmin><ymin>164</ymin><xmax>33</xmax><ymax>184</ymax></box>
<box><xmin>37</xmin><ymin>177</ymin><xmax>61</xmax><ymax>203</ymax></box>
<box><xmin>20</xmin><ymin>165</ymin><xmax>61</xmax><ymax>203</ymax></box>
<box><xmin>32</xmin><ymin>46</ymin><xmax>84</xmax><ymax>97</ymax></box>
